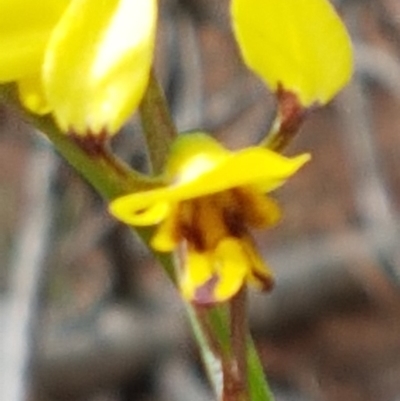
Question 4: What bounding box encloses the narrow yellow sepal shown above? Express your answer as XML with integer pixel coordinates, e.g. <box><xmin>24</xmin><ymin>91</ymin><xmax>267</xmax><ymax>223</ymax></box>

<box><xmin>231</xmin><ymin>0</ymin><xmax>353</xmax><ymax>105</ymax></box>
<box><xmin>43</xmin><ymin>0</ymin><xmax>157</xmax><ymax>134</ymax></box>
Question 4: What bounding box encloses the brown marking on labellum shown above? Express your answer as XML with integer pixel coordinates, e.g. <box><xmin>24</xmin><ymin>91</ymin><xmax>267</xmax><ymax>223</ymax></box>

<box><xmin>178</xmin><ymin>199</ymin><xmax>208</xmax><ymax>251</ymax></box>
<box><xmin>222</xmin><ymin>203</ymin><xmax>246</xmax><ymax>238</ymax></box>
<box><xmin>180</xmin><ymin>223</ymin><xmax>205</xmax><ymax>251</ymax></box>
<box><xmin>230</xmin><ymin>188</ymin><xmax>270</xmax><ymax>228</ymax></box>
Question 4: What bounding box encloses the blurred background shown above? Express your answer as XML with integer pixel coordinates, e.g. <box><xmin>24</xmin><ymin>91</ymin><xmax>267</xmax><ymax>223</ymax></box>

<box><xmin>2</xmin><ymin>0</ymin><xmax>400</xmax><ymax>400</ymax></box>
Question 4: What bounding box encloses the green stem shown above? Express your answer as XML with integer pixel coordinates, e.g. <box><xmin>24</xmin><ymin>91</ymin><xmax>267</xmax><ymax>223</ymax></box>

<box><xmin>193</xmin><ymin>301</ymin><xmax>275</xmax><ymax>401</ymax></box>
<box><xmin>226</xmin><ymin>287</ymin><xmax>248</xmax><ymax>401</ymax></box>
<box><xmin>41</xmin><ymin>121</ymin><xmax>161</xmax><ymax>199</ymax></box>
<box><xmin>139</xmin><ymin>70</ymin><xmax>178</xmax><ymax>174</ymax></box>
<box><xmin>186</xmin><ymin>304</ymin><xmax>224</xmax><ymax>398</ymax></box>
<box><xmin>0</xmin><ymin>83</ymin><xmax>176</xmax><ymax>280</ymax></box>
<box><xmin>247</xmin><ymin>337</ymin><xmax>275</xmax><ymax>401</ymax></box>
<box><xmin>0</xmin><ymin>84</ymin><xmax>163</xmax><ymax>200</ymax></box>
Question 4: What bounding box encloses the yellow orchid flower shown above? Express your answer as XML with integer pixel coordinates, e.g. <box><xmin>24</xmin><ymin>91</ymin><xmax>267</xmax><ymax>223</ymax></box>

<box><xmin>110</xmin><ymin>133</ymin><xmax>310</xmax><ymax>304</ymax></box>
<box><xmin>0</xmin><ymin>0</ymin><xmax>157</xmax><ymax>135</ymax></box>
<box><xmin>231</xmin><ymin>0</ymin><xmax>353</xmax><ymax>106</ymax></box>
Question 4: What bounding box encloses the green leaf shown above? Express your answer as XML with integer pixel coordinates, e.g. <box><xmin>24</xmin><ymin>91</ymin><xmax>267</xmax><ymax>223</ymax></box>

<box><xmin>247</xmin><ymin>337</ymin><xmax>275</xmax><ymax>401</ymax></box>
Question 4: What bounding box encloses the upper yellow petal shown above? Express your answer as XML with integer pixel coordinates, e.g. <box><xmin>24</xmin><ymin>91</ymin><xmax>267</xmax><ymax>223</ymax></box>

<box><xmin>0</xmin><ymin>0</ymin><xmax>69</xmax><ymax>81</ymax></box>
<box><xmin>43</xmin><ymin>0</ymin><xmax>157</xmax><ymax>134</ymax></box>
<box><xmin>109</xmin><ymin>134</ymin><xmax>310</xmax><ymax>226</ymax></box>
<box><xmin>166</xmin><ymin>132</ymin><xmax>230</xmax><ymax>181</ymax></box>
<box><xmin>231</xmin><ymin>0</ymin><xmax>353</xmax><ymax>105</ymax></box>
<box><xmin>167</xmin><ymin>134</ymin><xmax>310</xmax><ymax>193</ymax></box>
<box><xmin>171</xmin><ymin>146</ymin><xmax>310</xmax><ymax>196</ymax></box>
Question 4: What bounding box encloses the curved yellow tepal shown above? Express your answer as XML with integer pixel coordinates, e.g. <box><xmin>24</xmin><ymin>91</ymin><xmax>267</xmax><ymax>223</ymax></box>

<box><xmin>44</xmin><ymin>0</ymin><xmax>157</xmax><ymax>135</ymax></box>
<box><xmin>231</xmin><ymin>0</ymin><xmax>353</xmax><ymax>106</ymax></box>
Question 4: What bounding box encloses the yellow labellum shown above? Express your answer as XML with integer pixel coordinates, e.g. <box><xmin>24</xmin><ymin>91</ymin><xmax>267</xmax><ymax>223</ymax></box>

<box><xmin>231</xmin><ymin>0</ymin><xmax>353</xmax><ymax>105</ymax></box>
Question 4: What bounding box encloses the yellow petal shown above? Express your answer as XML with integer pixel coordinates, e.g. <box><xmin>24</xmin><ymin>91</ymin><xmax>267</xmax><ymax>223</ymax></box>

<box><xmin>213</xmin><ymin>238</ymin><xmax>248</xmax><ymax>302</ymax></box>
<box><xmin>167</xmin><ymin>134</ymin><xmax>310</xmax><ymax>194</ymax></box>
<box><xmin>44</xmin><ymin>0</ymin><xmax>157</xmax><ymax>134</ymax></box>
<box><xmin>166</xmin><ymin>132</ymin><xmax>230</xmax><ymax>181</ymax></box>
<box><xmin>110</xmin><ymin>199</ymin><xmax>171</xmax><ymax>227</ymax></box>
<box><xmin>221</xmin><ymin>148</ymin><xmax>310</xmax><ymax>193</ymax></box>
<box><xmin>109</xmin><ymin>137</ymin><xmax>310</xmax><ymax>226</ymax></box>
<box><xmin>151</xmin><ymin>205</ymin><xmax>180</xmax><ymax>252</ymax></box>
<box><xmin>231</xmin><ymin>0</ymin><xmax>353</xmax><ymax>105</ymax></box>
<box><xmin>110</xmin><ymin>189</ymin><xmax>170</xmax><ymax>226</ymax></box>
<box><xmin>180</xmin><ymin>249</ymin><xmax>214</xmax><ymax>301</ymax></box>
<box><xmin>174</xmin><ymin>147</ymin><xmax>310</xmax><ymax>197</ymax></box>
<box><xmin>0</xmin><ymin>0</ymin><xmax>69</xmax><ymax>82</ymax></box>
<box><xmin>242</xmin><ymin>237</ymin><xmax>274</xmax><ymax>291</ymax></box>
